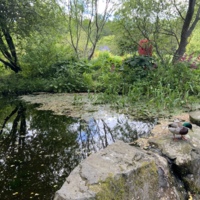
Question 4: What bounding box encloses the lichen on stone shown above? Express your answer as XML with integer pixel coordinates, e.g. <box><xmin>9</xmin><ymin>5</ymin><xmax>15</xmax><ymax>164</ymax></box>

<box><xmin>93</xmin><ymin>175</ymin><xmax>126</xmax><ymax>200</ymax></box>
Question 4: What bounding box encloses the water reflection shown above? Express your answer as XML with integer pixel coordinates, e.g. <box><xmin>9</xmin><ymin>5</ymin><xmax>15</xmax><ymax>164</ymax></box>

<box><xmin>73</xmin><ymin>115</ymin><xmax>153</xmax><ymax>159</ymax></box>
<box><xmin>0</xmin><ymin>98</ymin><xmax>154</xmax><ymax>200</ymax></box>
<box><xmin>0</xmin><ymin>100</ymin><xmax>80</xmax><ymax>200</ymax></box>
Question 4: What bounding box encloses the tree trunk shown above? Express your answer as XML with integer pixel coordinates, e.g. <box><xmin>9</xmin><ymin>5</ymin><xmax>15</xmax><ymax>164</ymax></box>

<box><xmin>173</xmin><ymin>0</ymin><xmax>200</xmax><ymax>63</ymax></box>
<box><xmin>0</xmin><ymin>27</ymin><xmax>21</xmax><ymax>73</ymax></box>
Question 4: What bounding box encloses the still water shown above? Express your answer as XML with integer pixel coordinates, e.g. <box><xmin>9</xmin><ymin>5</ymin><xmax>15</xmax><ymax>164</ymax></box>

<box><xmin>0</xmin><ymin>97</ymin><xmax>154</xmax><ymax>200</ymax></box>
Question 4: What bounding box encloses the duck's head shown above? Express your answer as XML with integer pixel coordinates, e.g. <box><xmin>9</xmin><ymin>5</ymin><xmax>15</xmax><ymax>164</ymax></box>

<box><xmin>183</xmin><ymin>122</ymin><xmax>193</xmax><ymax>131</ymax></box>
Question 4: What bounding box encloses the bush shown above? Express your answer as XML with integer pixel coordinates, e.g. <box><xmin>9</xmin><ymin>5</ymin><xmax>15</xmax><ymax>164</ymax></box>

<box><xmin>48</xmin><ymin>60</ymin><xmax>89</xmax><ymax>93</ymax></box>
<box><xmin>128</xmin><ymin>62</ymin><xmax>200</xmax><ymax>110</ymax></box>
<box><xmin>83</xmin><ymin>52</ymin><xmax>123</xmax><ymax>93</ymax></box>
<box><xmin>121</xmin><ymin>56</ymin><xmax>156</xmax><ymax>83</ymax></box>
<box><xmin>177</xmin><ymin>53</ymin><xmax>200</xmax><ymax>69</ymax></box>
<box><xmin>0</xmin><ymin>73</ymin><xmax>52</xmax><ymax>95</ymax></box>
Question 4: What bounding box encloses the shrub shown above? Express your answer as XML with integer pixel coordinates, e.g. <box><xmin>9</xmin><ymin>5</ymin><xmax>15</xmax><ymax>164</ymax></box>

<box><xmin>178</xmin><ymin>53</ymin><xmax>200</xmax><ymax>69</ymax></box>
<box><xmin>138</xmin><ymin>62</ymin><xmax>200</xmax><ymax>109</ymax></box>
<box><xmin>121</xmin><ymin>56</ymin><xmax>156</xmax><ymax>84</ymax></box>
<box><xmin>82</xmin><ymin>52</ymin><xmax>123</xmax><ymax>93</ymax></box>
<box><xmin>0</xmin><ymin>73</ymin><xmax>52</xmax><ymax>95</ymax></box>
<box><xmin>49</xmin><ymin>60</ymin><xmax>89</xmax><ymax>93</ymax></box>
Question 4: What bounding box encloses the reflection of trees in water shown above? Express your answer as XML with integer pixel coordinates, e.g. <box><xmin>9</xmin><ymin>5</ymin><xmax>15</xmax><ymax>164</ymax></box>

<box><xmin>0</xmin><ymin>103</ymin><xmax>26</xmax><ymax>150</ymax></box>
<box><xmin>76</xmin><ymin>115</ymin><xmax>154</xmax><ymax>159</ymax></box>
<box><xmin>0</xmin><ymin>103</ymin><xmax>27</xmax><ymax>200</ymax></box>
<box><xmin>0</xmin><ymin>100</ymin><xmax>154</xmax><ymax>200</ymax></box>
<box><xmin>0</xmin><ymin>102</ymin><xmax>80</xmax><ymax>200</ymax></box>
<box><xmin>77</xmin><ymin>118</ymin><xmax>115</xmax><ymax>159</ymax></box>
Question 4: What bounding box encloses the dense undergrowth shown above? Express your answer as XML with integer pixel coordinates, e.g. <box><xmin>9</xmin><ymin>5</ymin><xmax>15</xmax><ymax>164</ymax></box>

<box><xmin>1</xmin><ymin>51</ymin><xmax>200</xmax><ymax>115</ymax></box>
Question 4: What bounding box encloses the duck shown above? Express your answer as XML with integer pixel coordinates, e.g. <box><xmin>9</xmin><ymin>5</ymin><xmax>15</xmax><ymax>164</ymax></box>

<box><xmin>168</xmin><ymin>121</ymin><xmax>193</xmax><ymax>140</ymax></box>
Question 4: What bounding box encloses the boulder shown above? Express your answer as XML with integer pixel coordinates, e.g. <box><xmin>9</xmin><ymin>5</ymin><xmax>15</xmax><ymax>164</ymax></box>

<box><xmin>149</xmin><ymin>123</ymin><xmax>200</xmax><ymax>199</ymax></box>
<box><xmin>190</xmin><ymin>111</ymin><xmax>200</xmax><ymax>126</ymax></box>
<box><xmin>54</xmin><ymin>140</ymin><xmax>184</xmax><ymax>200</ymax></box>
<box><xmin>54</xmin><ymin>122</ymin><xmax>200</xmax><ymax>200</ymax></box>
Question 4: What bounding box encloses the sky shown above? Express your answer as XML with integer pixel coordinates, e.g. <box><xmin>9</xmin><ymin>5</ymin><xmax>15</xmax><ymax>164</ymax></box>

<box><xmin>58</xmin><ymin>0</ymin><xmax>120</xmax><ymax>15</ymax></box>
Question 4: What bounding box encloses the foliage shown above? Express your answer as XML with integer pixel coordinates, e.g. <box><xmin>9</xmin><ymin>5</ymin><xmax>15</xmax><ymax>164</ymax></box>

<box><xmin>0</xmin><ymin>59</ymin><xmax>89</xmax><ymax>95</ymax></box>
<box><xmin>177</xmin><ymin>53</ymin><xmax>200</xmax><ymax>69</ymax></box>
<box><xmin>121</xmin><ymin>56</ymin><xmax>156</xmax><ymax>84</ymax></box>
<box><xmin>20</xmin><ymin>32</ymin><xmax>74</xmax><ymax>78</ymax></box>
<box><xmin>88</xmin><ymin>55</ymin><xmax>200</xmax><ymax>115</ymax></box>
<box><xmin>49</xmin><ymin>60</ymin><xmax>89</xmax><ymax>93</ymax></box>
<box><xmin>114</xmin><ymin>0</ymin><xmax>200</xmax><ymax>62</ymax></box>
<box><xmin>0</xmin><ymin>73</ymin><xmax>51</xmax><ymax>95</ymax></box>
<box><xmin>187</xmin><ymin>24</ymin><xmax>200</xmax><ymax>55</ymax></box>
<box><xmin>83</xmin><ymin>51</ymin><xmax>123</xmax><ymax>93</ymax></box>
<box><xmin>97</xmin><ymin>35</ymin><xmax>119</xmax><ymax>55</ymax></box>
<box><xmin>0</xmin><ymin>0</ymin><xmax>61</xmax><ymax>72</ymax></box>
<box><xmin>127</xmin><ymin>62</ymin><xmax>200</xmax><ymax>111</ymax></box>
<box><xmin>60</xmin><ymin>0</ymin><xmax>118</xmax><ymax>60</ymax></box>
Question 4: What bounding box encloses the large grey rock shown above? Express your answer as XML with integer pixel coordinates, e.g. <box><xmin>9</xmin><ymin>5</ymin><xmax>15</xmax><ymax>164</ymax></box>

<box><xmin>149</xmin><ymin>124</ymin><xmax>200</xmax><ymax>198</ymax></box>
<box><xmin>54</xmin><ymin>140</ymin><xmax>183</xmax><ymax>200</ymax></box>
<box><xmin>190</xmin><ymin>110</ymin><xmax>200</xmax><ymax>126</ymax></box>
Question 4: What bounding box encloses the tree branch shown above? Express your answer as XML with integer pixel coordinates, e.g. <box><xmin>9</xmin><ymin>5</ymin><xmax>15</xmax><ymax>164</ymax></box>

<box><xmin>0</xmin><ymin>57</ymin><xmax>21</xmax><ymax>73</ymax></box>
<box><xmin>2</xmin><ymin>27</ymin><xmax>18</xmax><ymax>64</ymax></box>
<box><xmin>172</xmin><ymin>0</ymin><xmax>185</xmax><ymax>20</ymax></box>
<box><xmin>0</xmin><ymin>107</ymin><xmax>19</xmax><ymax>135</ymax></box>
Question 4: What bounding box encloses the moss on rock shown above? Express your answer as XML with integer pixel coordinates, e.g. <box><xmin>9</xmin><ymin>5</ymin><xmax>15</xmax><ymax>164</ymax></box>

<box><xmin>93</xmin><ymin>161</ymin><xmax>159</xmax><ymax>200</ymax></box>
<box><xmin>93</xmin><ymin>175</ymin><xmax>126</xmax><ymax>200</ymax></box>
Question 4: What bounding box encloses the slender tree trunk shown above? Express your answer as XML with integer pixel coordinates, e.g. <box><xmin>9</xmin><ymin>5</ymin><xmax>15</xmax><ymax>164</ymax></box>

<box><xmin>173</xmin><ymin>0</ymin><xmax>200</xmax><ymax>63</ymax></box>
<box><xmin>0</xmin><ymin>27</ymin><xmax>21</xmax><ymax>73</ymax></box>
<box><xmin>63</xmin><ymin>0</ymin><xmax>115</xmax><ymax>60</ymax></box>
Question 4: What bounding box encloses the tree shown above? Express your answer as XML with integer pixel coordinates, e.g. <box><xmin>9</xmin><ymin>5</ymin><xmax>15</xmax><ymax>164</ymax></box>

<box><xmin>59</xmin><ymin>0</ymin><xmax>119</xmax><ymax>60</ymax></box>
<box><xmin>115</xmin><ymin>0</ymin><xmax>200</xmax><ymax>63</ymax></box>
<box><xmin>0</xmin><ymin>0</ymin><xmax>36</xmax><ymax>72</ymax></box>
<box><xmin>0</xmin><ymin>0</ymin><xmax>60</xmax><ymax>73</ymax></box>
<box><xmin>187</xmin><ymin>23</ymin><xmax>200</xmax><ymax>54</ymax></box>
<box><xmin>114</xmin><ymin>0</ymin><xmax>175</xmax><ymax>59</ymax></box>
<box><xmin>173</xmin><ymin>0</ymin><xmax>200</xmax><ymax>62</ymax></box>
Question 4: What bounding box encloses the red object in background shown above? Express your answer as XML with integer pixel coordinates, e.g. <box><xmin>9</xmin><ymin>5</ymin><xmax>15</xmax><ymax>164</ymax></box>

<box><xmin>138</xmin><ymin>39</ymin><xmax>152</xmax><ymax>56</ymax></box>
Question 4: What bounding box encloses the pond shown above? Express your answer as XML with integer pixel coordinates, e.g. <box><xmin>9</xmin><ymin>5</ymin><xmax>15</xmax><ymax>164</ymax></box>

<box><xmin>0</xmin><ymin>97</ymin><xmax>155</xmax><ymax>200</ymax></box>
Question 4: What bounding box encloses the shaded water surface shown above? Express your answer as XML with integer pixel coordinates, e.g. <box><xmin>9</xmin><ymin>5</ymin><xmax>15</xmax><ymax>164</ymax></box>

<box><xmin>0</xmin><ymin>97</ymin><xmax>154</xmax><ymax>200</ymax></box>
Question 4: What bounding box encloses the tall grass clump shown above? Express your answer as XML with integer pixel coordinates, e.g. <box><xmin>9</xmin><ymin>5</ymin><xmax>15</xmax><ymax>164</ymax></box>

<box><xmin>127</xmin><ymin>60</ymin><xmax>200</xmax><ymax>111</ymax></box>
<box><xmin>86</xmin><ymin>53</ymin><xmax>200</xmax><ymax>113</ymax></box>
